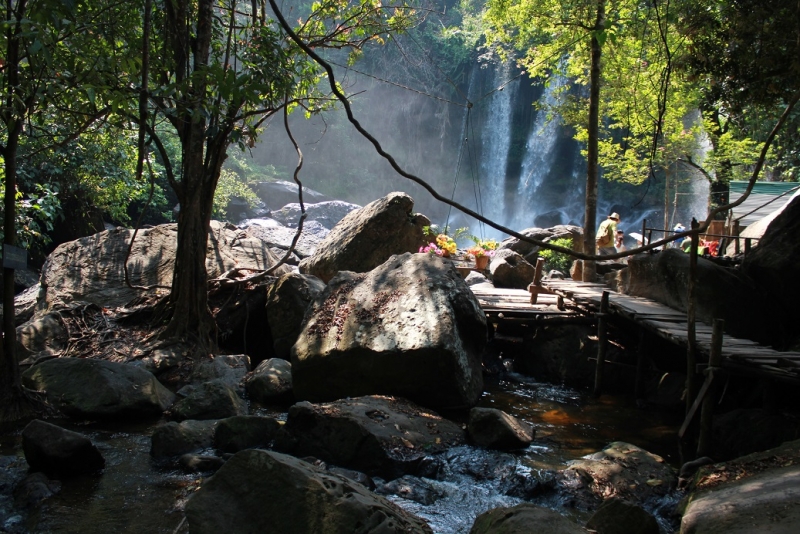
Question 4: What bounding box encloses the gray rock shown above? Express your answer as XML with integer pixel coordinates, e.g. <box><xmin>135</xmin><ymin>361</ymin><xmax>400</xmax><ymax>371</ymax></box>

<box><xmin>189</xmin><ymin>355</ymin><xmax>250</xmax><ymax>390</ymax></box>
<box><xmin>276</xmin><ymin>396</ymin><xmax>465</xmax><ymax>478</ymax></box>
<box><xmin>150</xmin><ymin>420</ymin><xmax>218</xmax><ymax>460</ymax></box>
<box><xmin>556</xmin><ymin>442</ymin><xmax>677</xmax><ymax>510</ymax></box>
<box><xmin>36</xmin><ymin>221</ymin><xmax>290</xmax><ymax>315</ymax></box>
<box><xmin>742</xmin><ymin>195</ymin><xmax>800</xmax><ymax>348</ymax></box>
<box><xmin>170</xmin><ymin>380</ymin><xmax>247</xmax><ymax>421</ymax></box>
<box><xmin>585</xmin><ymin>498</ymin><xmax>660</xmax><ymax>534</ymax></box>
<box><xmin>134</xmin><ymin>345</ymin><xmax>187</xmax><ymax>376</ymax></box>
<box><xmin>12</xmin><ymin>472</ymin><xmax>61</xmax><ymax>509</ymax></box>
<box><xmin>376</xmin><ymin>475</ymin><xmax>444</xmax><ymax>505</ymax></box>
<box><xmin>213</xmin><ymin>415</ymin><xmax>281</xmax><ymax>453</ymax></box>
<box><xmin>489</xmin><ymin>249</ymin><xmax>537</xmax><ymax>289</ymax></box>
<box><xmin>242</xmin><ymin>220</ymin><xmax>327</xmax><ymax>259</ymax></box>
<box><xmin>265</xmin><ymin>273</ymin><xmax>326</xmax><ymax>359</ymax></box>
<box><xmin>178</xmin><ymin>454</ymin><xmax>225</xmax><ymax>473</ymax></box>
<box><xmin>464</xmin><ymin>271</ymin><xmax>490</xmax><ymax>286</ymax></box>
<box><xmin>292</xmin><ymin>253</ymin><xmax>486</xmax><ymax>409</ymax></box>
<box><xmin>624</xmin><ymin>249</ymin><xmax>778</xmax><ymax>345</ymax></box>
<box><xmin>21</xmin><ymin>420</ymin><xmax>104</xmax><ymax>478</ymax></box>
<box><xmin>498</xmin><ymin>225</ymin><xmax>584</xmax><ymax>264</ymax></box>
<box><xmin>681</xmin><ymin>465</ymin><xmax>800</xmax><ymax>533</ymax></box>
<box><xmin>468</xmin><ymin>407</ymin><xmax>534</xmax><ymax>450</ymax></box>
<box><xmin>251</xmin><ymin>180</ymin><xmax>331</xmax><ymax>211</ymax></box>
<box><xmin>184</xmin><ymin>449</ymin><xmax>433</xmax><ymax>534</ymax></box>
<box><xmin>299</xmin><ymin>192</ymin><xmax>430</xmax><ymax>283</ymax></box>
<box><xmin>518</xmin><ymin>324</ymin><xmax>596</xmax><ymax>388</ymax></box>
<box><xmin>245</xmin><ymin>358</ymin><xmax>293</xmax><ymax>403</ymax></box>
<box><xmin>0</xmin><ymin>282</ymin><xmax>41</xmax><ymax>327</ymax></box>
<box><xmin>470</xmin><ymin>503</ymin><xmax>584</xmax><ymax>534</ymax></box>
<box><xmin>15</xmin><ymin>312</ymin><xmax>66</xmax><ymax>360</ymax></box>
<box><xmin>22</xmin><ymin>358</ymin><xmax>175</xmax><ymax>418</ymax></box>
<box><xmin>271</xmin><ymin>200</ymin><xmax>361</xmax><ymax>230</ymax></box>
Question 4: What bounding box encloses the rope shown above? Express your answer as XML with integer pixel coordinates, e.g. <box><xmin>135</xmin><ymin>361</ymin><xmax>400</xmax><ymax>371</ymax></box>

<box><xmin>445</xmin><ymin>108</ymin><xmax>471</xmax><ymax>230</ymax></box>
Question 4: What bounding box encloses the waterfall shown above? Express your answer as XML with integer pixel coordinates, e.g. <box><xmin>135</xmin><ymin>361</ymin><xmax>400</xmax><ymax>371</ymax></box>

<box><xmin>509</xmin><ymin>76</ymin><xmax>568</xmax><ymax>231</ymax></box>
<box><xmin>476</xmin><ymin>62</ymin><xmax>519</xmax><ymax>231</ymax></box>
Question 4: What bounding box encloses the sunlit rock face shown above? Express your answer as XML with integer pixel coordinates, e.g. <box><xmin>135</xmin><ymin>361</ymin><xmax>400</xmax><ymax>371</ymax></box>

<box><xmin>36</xmin><ymin>221</ymin><xmax>290</xmax><ymax>315</ymax></box>
<box><xmin>299</xmin><ymin>191</ymin><xmax>430</xmax><ymax>283</ymax></box>
<box><xmin>292</xmin><ymin>252</ymin><xmax>487</xmax><ymax>409</ymax></box>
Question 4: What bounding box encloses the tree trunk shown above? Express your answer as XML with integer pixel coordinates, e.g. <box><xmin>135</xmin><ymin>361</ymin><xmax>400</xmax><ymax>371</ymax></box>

<box><xmin>582</xmin><ymin>0</ymin><xmax>605</xmax><ymax>282</ymax></box>
<box><xmin>1</xmin><ymin>1</ymin><xmax>27</xmax><ymax>405</ymax></box>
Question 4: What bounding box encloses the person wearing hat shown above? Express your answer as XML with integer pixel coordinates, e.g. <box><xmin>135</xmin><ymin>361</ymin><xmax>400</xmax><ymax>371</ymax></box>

<box><xmin>596</xmin><ymin>212</ymin><xmax>620</xmax><ymax>255</ymax></box>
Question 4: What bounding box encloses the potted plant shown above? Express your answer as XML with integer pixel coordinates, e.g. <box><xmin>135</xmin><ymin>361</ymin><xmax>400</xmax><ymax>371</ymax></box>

<box><xmin>467</xmin><ymin>245</ymin><xmax>494</xmax><ymax>270</ymax></box>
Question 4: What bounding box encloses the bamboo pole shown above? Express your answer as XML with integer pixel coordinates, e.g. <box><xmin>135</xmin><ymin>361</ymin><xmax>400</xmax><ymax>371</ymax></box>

<box><xmin>686</xmin><ymin>218</ymin><xmax>700</xmax><ymax>416</ymax></box>
<box><xmin>594</xmin><ymin>290</ymin><xmax>610</xmax><ymax>396</ymax></box>
<box><xmin>697</xmin><ymin>319</ymin><xmax>724</xmax><ymax>457</ymax></box>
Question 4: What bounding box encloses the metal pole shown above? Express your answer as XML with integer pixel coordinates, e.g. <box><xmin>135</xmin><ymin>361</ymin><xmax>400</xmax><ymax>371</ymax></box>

<box><xmin>697</xmin><ymin>319</ymin><xmax>725</xmax><ymax>457</ymax></box>
<box><xmin>594</xmin><ymin>290</ymin><xmax>610</xmax><ymax>396</ymax></box>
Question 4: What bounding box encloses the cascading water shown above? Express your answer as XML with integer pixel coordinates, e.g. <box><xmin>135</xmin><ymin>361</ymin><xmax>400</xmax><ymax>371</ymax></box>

<box><xmin>509</xmin><ymin>75</ymin><xmax>577</xmax><ymax>231</ymax></box>
<box><xmin>476</xmin><ymin>62</ymin><xmax>519</xmax><ymax>230</ymax></box>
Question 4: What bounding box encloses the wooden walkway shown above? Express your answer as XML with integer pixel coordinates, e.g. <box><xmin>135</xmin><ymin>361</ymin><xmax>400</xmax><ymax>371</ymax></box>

<box><xmin>469</xmin><ymin>284</ymin><xmax>587</xmax><ymax>325</ymax></box>
<box><xmin>539</xmin><ymin>279</ymin><xmax>800</xmax><ymax>383</ymax></box>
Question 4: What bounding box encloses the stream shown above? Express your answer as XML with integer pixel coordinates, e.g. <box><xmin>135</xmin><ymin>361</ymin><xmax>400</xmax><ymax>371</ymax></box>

<box><xmin>1</xmin><ymin>376</ymin><xmax>682</xmax><ymax>534</ymax></box>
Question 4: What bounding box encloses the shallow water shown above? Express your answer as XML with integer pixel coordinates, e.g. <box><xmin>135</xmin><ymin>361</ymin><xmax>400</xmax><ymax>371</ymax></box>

<box><xmin>1</xmin><ymin>378</ymin><xmax>681</xmax><ymax>534</ymax></box>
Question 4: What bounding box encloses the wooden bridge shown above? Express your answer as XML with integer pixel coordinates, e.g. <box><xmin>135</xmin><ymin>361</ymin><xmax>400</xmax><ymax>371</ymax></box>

<box><xmin>469</xmin><ymin>274</ymin><xmax>800</xmax><ymax>457</ymax></box>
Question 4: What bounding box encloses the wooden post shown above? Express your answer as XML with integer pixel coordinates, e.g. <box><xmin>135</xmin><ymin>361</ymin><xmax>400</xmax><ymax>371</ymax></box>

<box><xmin>641</xmin><ymin>219</ymin><xmax>647</xmax><ymax>252</ymax></box>
<box><xmin>697</xmin><ymin>318</ymin><xmax>724</xmax><ymax>458</ymax></box>
<box><xmin>734</xmin><ymin>220</ymin><xmax>740</xmax><ymax>254</ymax></box>
<box><xmin>686</xmin><ymin>218</ymin><xmax>699</xmax><ymax>416</ymax></box>
<box><xmin>529</xmin><ymin>257</ymin><xmax>545</xmax><ymax>304</ymax></box>
<box><xmin>594</xmin><ymin>290</ymin><xmax>610</xmax><ymax>396</ymax></box>
<box><xmin>744</xmin><ymin>238</ymin><xmax>752</xmax><ymax>255</ymax></box>
<box><xmin>635</xmin><ymin>329</ymin><xmax>647</xmax><ymax>400</ymax></box>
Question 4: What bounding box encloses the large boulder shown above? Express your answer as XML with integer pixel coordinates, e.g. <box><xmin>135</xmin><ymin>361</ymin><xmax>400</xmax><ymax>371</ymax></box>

<box><xmin>184</xmin><ymin>449</ymin><xmax>433</xmax><ymax>534</ymax></box>
<box><xmin>556</xmin><ymin>442</ymin><xmax>677</xmax><ymax>510</ymax></box>
<box><xmin>251</xmin><ymin>180</ymin><xmax>331</xmax><ymax>211</ymax></box>
<box><xmin>242</xmin><ymin>219</ymin><xmax>328</xmax><ymax>260</ymax></box>
<box><xmin>299</xmin><ymin>192</ymin><xmax>430</xmax><ymax>283</ymax></box>
<box><xmin>265</xmin><ymin>272</ymin><xmax>326</xmax><ymax>359</ymax></box>
<box><xmin>22</xmin><ymin>358</ymin><xmax>175</xmax><ymax>419</ymax></box>
<box><xmin>169</xmin><ymin>380</ymin><xmax>247</xmax><ymax>421</ymax></box>
<box><xmin>21</xmin><ymin>420</ymin><xmax>105</xmax><ymax>478</ymax></box>
<box><xmin>498</xmin><ymin>225</ymin><xmax>584</xmax><ymax>264</ymax></box>
<box><xmin>276</xmin><ymin>396</ymin><xmax>465</xmax><ymax>478</ymax></box>
<box><xmin>489</xmin><ymin>249</ymin><xmax>536</xmax><ymax>290</ymax></box>
<box><xmin>741</xmin><ymin>194</ymin><xmax>800</xmax><ymax>348</ymax></box>
<box><xmin>271</xmin><ymin>200</ymin><xmax>361</xmax><ymax>230</ymax></box>
<box><xmin>36</xmin><ymin>221</ymin><xmax>290</xmax><ymax>315</ymax></box>
<box><xmin>16</xmin><ymin>312</ymin><xmax>67</xmax><ymax>360</ymax></box>
<box><xmin>682</xmin><ymin>464</ymin><xmax>800</xmax><ymax>533</ymax></box>
<box><xmin>470</xmin><ymin>504</ymin><xmax>584</xmax><ymax>534</ymax></box>
<box><xmin>585</xmin><ymin>498</ymin><xmax>660</xmax><ymax>534</ymax></box>
<box><xmin>213</xmin><ymin>415</ymin><xmax>282</xmax><ymax>453</ymax></box>
<box><xmin>623</xmin><ymin>249</ymin><xmax>780</xmax><ymax>345</ymax></box>
<box><xmin>150</xmin><ymin>420</ymin><xmax>218</xmax><ymax>460</ymax></box>
<box><xmin>468</xmin><ymin>407</ymin><xmax>534</xmax><ymax>450</ymax></box>
<box><xmin>292</xmin><ymin>253</ymin><xmax>486</xmax><ymax>409</ymax></box>
<box><xmin>245</xmin><ymin>358</ymin><xmax>294</xmax><ymax>403</ymax></box>
<box><xmin>680</xmin><ymin>439</ymin><xmax>800</xmax><ymax>533</ymax></box>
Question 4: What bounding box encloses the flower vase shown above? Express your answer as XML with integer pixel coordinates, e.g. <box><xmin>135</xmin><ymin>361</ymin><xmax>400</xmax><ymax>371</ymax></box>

<box><xmin>475</xmin><ymin>255</ymin><xmax>489</xmax><ymax>270</ymax></box>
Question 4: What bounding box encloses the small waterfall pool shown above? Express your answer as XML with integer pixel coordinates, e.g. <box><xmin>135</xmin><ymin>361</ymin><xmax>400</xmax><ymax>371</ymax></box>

<box><xmin>1</xmin><ymin>377</ymin><xmax>682</xmax><ymax>534</ymax></box>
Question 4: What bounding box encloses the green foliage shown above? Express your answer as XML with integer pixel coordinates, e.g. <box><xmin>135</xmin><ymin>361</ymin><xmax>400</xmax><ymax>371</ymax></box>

<box><xmin>212</xmin><ymin>168</ymin><xmax>260</xmax><ymax>221</ymax></box>
<box><xmin>538</xmin><ymin>237</ymin><xmax>573</xmax><ymax>273</ymax></box>
<box><xmin>0</xmin><ymin>181</ymin><xmax>60</xmax><ymax>255</ymax></box>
